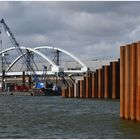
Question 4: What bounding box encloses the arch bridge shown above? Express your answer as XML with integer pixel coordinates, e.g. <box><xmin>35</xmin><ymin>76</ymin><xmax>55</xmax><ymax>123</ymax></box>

<box><xmin>0</xmin><ymin>46</ymin><xmax>87</xmax><ymax>76</ymax></box>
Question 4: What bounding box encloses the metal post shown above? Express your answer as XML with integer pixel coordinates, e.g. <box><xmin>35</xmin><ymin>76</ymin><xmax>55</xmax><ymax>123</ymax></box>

<box><xmin>85</xmin><ymin>76</ymin><xmax>89</xmax><ymax>98</ymax></box>
<box><xmin>101</xmin><ymin>66</ymin><xmax>104</xmax><ymax>98</ymax></box>
<box><xmin>80</xmin><ymin>80</ymin><xmax>83</xmax><ymax>98</ymax></box>
<box><xmin>77</xmin><ymin>81</ymin><xmax>80</xmax><ymax>98</ymax></box>
<box><xmin>130</xmin><ymin>43</ymin><xmax>136</xmax><ymax>120</ymax></box>
<box><xmin>109</xmin><ymin>62</ymin><xmax>112</xmax><ymax>99</ymax></box>
<box><xmin>104</xmin><ymin>65</ymin><xmax>109</xmax><ymax>99</ymax></box>
<box><xmin>95</xmin><ymin>70</ymin><xmax>98</xmax><ymax>98</ymax></box>
<box><xmin>112</xmin><ymin>62</ymin><xmax>117</xmax><ymax>99</ymax></box>
<box><xmin>116</xmin><ymin>59</ymin><xmax>120</xmax><ymax>99</ymax></box>
<box><xmin>62</xmin><ymin>88</ymin><xmax>65</xmax><ymax>97</ymax></box>
<box><xmin>120</xmin><ymin>46</ymin><xmax>125</xmax><ymax>118</ymax></box>
<box><xmin>124</xmin><ymin>45</ymin><xmax>130</xmax><ymax>119</ymax></box>
<box><xmin>91</xmin><ymin>73</ymin><xmax>95</xmax><ymax>98</ymax></box>
<box><xmin>136</xmin><ymin>41</ymin><xmax>140</xmax><ymax>121</ymax></box>
<box><xmin>98</xmin><ymin>69</ymin><xmax>102</xmax><ymax>99</ymax></box>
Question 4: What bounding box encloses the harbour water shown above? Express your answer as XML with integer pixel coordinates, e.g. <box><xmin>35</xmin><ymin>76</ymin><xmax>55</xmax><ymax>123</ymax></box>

<box><xmin>0</xmin><ymin>95</ymin><xmax>140</xmax><ymax>139</ymax></box>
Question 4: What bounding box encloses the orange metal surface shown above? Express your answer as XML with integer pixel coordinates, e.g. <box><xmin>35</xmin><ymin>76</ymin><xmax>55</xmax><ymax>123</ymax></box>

<box><xmin>116</xmin><ymin>60</ymin><xmax>120</xmax><ymax>99</ymax></box>
<box><xmin>101</xmin><ymin>66</ymin><xmax>104</xmax><ymax>98</ymax></box>
<box><xmin>89</xmin><ymin>73</ymin><xmax>92</xmax><ymax>98</ymax></box>
<box><xmin>92</xmin><ymin>73</ymin><xmax>95</xmax><ymax>98</ymax></box>
<box><xmin>136</xmin><ymin>42</ymin><xmax>140</xmax><ymax>121</ymax></box>
<box><xmin>80</xmin><ymin>80</ymin><xmax>83</xmax><ymax>98</ymax></box>
<box><xmin>104</xmin><ymin>65</ymin><xmax>109</xmax><ymax>99</ymax></box>
<box><xmin>86</xmin><ymin>76</ymin><xmax>89</xmax><ymax>98</ymax></box>
<box><xmin>65</xmin><ymin>87</ymin><xmax>69</xmax><ymax>98</ymax></box>
<box><xmin>130</xmin><ymin>43</ymin><xmax>136</xmax><ymax>120</ymax></box>
<box><xmin>95</xmin><ymin>70</ymin><xmax>98</xmax><ymax>98</ymax></box>
<box><xmin>61</xmin><ymin>88</ymin><xmax>65</xmax><ymax>97</ymax></box>
<box><xmin>98</xmin><ymin>69</ymin><xmax>102</xmax><ymax>99</ymax></box>
<box><xmin>112</xmin><ymin>62</ymin><xmax>117</xmax><ymax>99</ymax></box>
<box><xmin>124</xmin><ymin>45</ymin><xmax>130</xmax><ymax>119</ymax></box>
<box><xmin>120</xmin><ymin>46</ymin><xmax>125</xmax><ymax>118</ymax></box>
<box><xmin>71</xmin><ymin>84</ymin><xmax>74</xmax><ymax>98</ymax></box>
<box><xmin>109</xmin><ymin>63</ymin><xmax>112</xmax><ymax>99</ymax></box>
<box><xmin>83</xmin><ymin>77</ymin><xmax>86</xmax><ymax>98</ymax></box>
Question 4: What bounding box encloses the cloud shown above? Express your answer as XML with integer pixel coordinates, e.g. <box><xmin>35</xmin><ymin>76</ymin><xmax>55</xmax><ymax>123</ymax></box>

<box><xmin>0</xmin><ymin>1</ymin><xmax>140</xmax><ymax>62</ymax></box>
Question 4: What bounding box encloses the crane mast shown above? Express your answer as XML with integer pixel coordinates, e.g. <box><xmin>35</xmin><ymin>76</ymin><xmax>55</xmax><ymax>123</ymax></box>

<box><xmin>0</xmin><ymin>19</ymin><xmax>25</xmax><ymax>57</ymax></box>
<box><xmin>0</xmin><ymin>18</ymin><xmax>38</xmax><ymax>82</ymax></box>
<box><xmin>0</xmin><ymin>19</ymin><xmax>62</xmax><ymax>95</ymax></box>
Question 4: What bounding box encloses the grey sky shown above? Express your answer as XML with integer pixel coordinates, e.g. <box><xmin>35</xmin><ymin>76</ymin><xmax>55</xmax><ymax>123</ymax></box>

<box><xmin>0</xmin><ymin>1</ymin><xmax>140</xmax><ymax>60</ymax></box>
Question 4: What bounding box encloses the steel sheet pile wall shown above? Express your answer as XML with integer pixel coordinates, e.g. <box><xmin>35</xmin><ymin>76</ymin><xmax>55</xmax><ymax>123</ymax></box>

<box><xmin>62</xmin><ymin>60</ymin><xmax>120</xmax><ymax>100</ymax></box>
<box><xmin>120</xmin><ymin>42</ymin><xmax>140</xmax><ymax>121</ymax></box>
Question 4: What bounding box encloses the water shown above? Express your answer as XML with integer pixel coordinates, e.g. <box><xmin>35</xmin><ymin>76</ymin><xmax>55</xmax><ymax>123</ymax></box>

<box><xmin>0</xmin><ymin>95</ymin><xmax>140</xmax><ymax>139</ymax></box>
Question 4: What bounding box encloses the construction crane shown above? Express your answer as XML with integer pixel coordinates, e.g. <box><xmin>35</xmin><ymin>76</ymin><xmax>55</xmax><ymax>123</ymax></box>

<box><xmin>35</xmin><ymin>65</ymin><xmax>47</xmax><ymax>89</ymax></box>
<box><xmin>0</xmin><ymin>19</ymin><xmax>25</xmax><ymax>58</ymax></box>
<box><xmin>0</xmin><ymin>19</ymin><xmax>61</xmax><ymax>95</ymax></box>
<box><xmin>0</xmin><ymin>18</ymin><xmax>39</xmax><ymax>83</ymax></box>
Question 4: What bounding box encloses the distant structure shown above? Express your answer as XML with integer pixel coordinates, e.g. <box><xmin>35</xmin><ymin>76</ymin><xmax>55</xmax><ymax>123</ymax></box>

<box><xmin>0</xmin><ymin>46</ymin><xmax>88</xmax><ymax>76</ymax></box>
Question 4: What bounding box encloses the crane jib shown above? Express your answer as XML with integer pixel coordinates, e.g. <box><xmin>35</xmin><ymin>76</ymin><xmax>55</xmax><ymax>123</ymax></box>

<box><xmin>0</xmin><ymin>18</ymin><xmax>41</xmax><ymax>83</ymax></box>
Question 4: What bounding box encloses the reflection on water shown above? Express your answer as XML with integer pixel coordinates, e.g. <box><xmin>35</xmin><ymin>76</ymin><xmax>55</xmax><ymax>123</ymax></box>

<box><xmin>0</xmin><ymin>96</ymin><xmax>140</xmax><ymax>138</ymax></box>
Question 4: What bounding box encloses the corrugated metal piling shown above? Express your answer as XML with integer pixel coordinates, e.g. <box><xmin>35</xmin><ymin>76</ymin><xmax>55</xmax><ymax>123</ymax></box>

<box><xmin>104</xmin><ymin>66</ymin><xmax>109</xmax><ymax>99</ymax></box>
<box><xmin>124</xmin><ymin>45</ymin><xmax>130</xmax><ymax>119</ymax></box>
<box><xmin>120</xmin><ymin>46</ymin><xmax>125</xmax><ymax>118</ymax></box>
<box><xmin>62</xmin><ymin>88</ymin><xmax>66</xmax><ymax>97</ymax></box>
<box><xmin>85</xmin><ymin>75</ymin><xmax>90</xmax><ymax>98</ymax></box>
<box><xmin>120</xmin><ymin>41</ymin><xmax>140</xmax><ymax>122</ymax></box>
<box><xmin>136</xmin><ymin>42</ymin><xmax>140</xmax><ymax>121</ymax></box>
<box><xmin>92</xmin><ymin>73</ymin><xmax>95</xmax><ymax>98</ymax></box>
<box><xmin>80</xmin><ymin>80</ymin><xmax>83</xmax><ymax>98</ymax></box>
<box><xmin>130</xmin><ymin>43</ymin><xmax>136</xmax><ymax>120</ymax></box>
<box><xmin>62</xmin><ymin>59</ymin><xmax>120</xmax><ymax>100</ymax></box>
<box><xmin>61</xmin><ymin>40</ymin><xmax>140</xmax><ymax>122</ymax></box>
<box><xmin>98</xmin><ymin>69</ymin><xmax>102</xmax><ymax>99</ymax></box>
<box><xmin>77</xmin><ymin>81</ymin><xmax>80</xmax><ymax>98</ymax></box>
<box><xmin>95</xmin><ymin>71</ymin><xmax>98</xmax><ymax>98</ymax></box>
<box><xmin>112</xmin><ymin>62</ymin><xmax>117</xmax><ymax>99</ymax></box>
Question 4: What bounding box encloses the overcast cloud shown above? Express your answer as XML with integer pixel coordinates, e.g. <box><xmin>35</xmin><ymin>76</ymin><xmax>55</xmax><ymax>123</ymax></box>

<box><xmin>0</xmin><ymin>1</ymin><xmax>140</xmax><ymax>60</ymax></box>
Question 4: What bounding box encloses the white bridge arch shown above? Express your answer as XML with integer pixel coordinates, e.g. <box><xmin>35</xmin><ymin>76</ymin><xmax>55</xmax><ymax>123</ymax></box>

<box><xmin>0</xmin><ymin>46</ymin><xmax>59</xmax><ymax>73</ymax></box>
<box><xmin>34</xmin><ymin>46</ymin><xmax>87</xmax><ymax>73</ymax></box>
<box><xmin>0</xmin><ymin>46</ymin><xmax>87</xmax><ymax>75</ymax></box>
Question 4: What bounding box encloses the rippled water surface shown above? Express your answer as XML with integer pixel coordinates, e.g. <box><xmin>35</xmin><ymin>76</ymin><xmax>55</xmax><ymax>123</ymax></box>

<box><xmin>0</xmin><ymin>95</ymin><xmax>140</xmax><ymax>138</ymax></box>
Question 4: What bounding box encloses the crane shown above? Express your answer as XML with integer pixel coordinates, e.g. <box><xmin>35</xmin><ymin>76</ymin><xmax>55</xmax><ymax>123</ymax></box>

<box><xmin>0</xmin><ymin>19</ymin><xmax>25</xmax><ymax>58</ymax></box>
<box><xmin>0</xmin><ymin>18</ymin><xmax>39</xmax><ymax>83</ymax></box>
<box><xmin>0</xmin><ymin>18</ymin><xmax>61</xmax><ymax>95</ymax></box>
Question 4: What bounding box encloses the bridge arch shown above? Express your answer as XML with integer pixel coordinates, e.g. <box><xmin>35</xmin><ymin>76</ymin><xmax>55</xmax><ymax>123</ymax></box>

<box><xmin>34</xmin><ymin>46</ymin><xmax>87</xmax><ymax>72</ymax></box>
<box><xmin>0</xmin><ymin>46</ymin><xmax>58</xmax><ymax>72</ymax></box>
<box><xmin>1</xmin><ymin>46</ymin><xmax>87</xmax><ymax>73</ymax></box>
